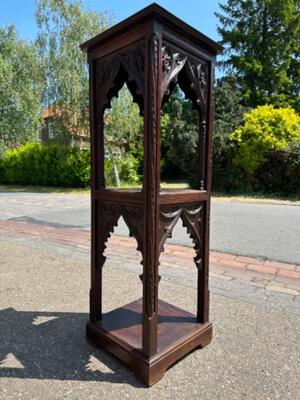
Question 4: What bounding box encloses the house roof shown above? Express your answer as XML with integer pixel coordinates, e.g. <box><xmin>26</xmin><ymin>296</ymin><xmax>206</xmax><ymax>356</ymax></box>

<box><xmin>80</xmin><ymin>3</ymin><xmax>223</xmax><ymax>55</ymax></box>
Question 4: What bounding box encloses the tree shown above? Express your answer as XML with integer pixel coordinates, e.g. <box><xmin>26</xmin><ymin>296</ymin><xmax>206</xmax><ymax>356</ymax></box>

<box><xmin>104</xmin><ymin>85</ymin><xmax>143</xmax><ymax>186</ymax></box>
<box><xmin>214</xmin><ymin>76</ymin><xmax>247</xmax><ymax>155</ymax></box>
<box><xmin>161</xmin><ymin>87</ymin><xmax>199</xmax><ymax>186</ymax></box>
<box><xmin>230</xmin><ymin>105</ymin><xmax>300</xmax><ymax>174</ymax></box>
<box><xmin>212</xmin><ymin>76</ymin><xmax>247</xmax><ymax>190</ymax></box>
<box><xmin>0</xmin><ymin>25</ymin><xmax>43</xmax><ymax>155</ymax></box>
<box><xmin>216</xmin><ymin>0</ymin><xmax>300</xmax><ymax>110</ymax></box>
<box><xmin>35</xmin><ymin>0</ymin><xmax>113</xmax><ymax>143</ymax></box>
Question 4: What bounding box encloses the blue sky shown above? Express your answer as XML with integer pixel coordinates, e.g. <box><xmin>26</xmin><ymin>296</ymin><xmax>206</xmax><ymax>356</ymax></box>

<box><xmin>0</xmin><ymin>0</ymin><xmax>222</xmax><ymax>43</ymax></box>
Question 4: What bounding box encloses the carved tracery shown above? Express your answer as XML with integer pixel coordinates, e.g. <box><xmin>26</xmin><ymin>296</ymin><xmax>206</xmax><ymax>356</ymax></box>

<box><xmin>161</xmin><ymin>44</ymin><xmax>187</xmax><ymax>101</ymax></box>
<box><xmin>96</xmin><ymin>203</ymin><xmax>121</xmax><ymax>267</ymax></box>
<box><xmin>96</xmin><ymin>203</ymin><xmax>144</xmax><ymax>269</ymax></box>
<box><xmin>161</xmin><ymin>42</ymin><xmax>208</xmax><ymax>116</ymax></box>
<box><xmin>158</xmin><ymin>204</ymin><xmax>204</xmax><ymax>270</ymax></box>
<box><xmin>181</xmin><ymin>205</ymin><xmax>203</xmax><ymax>269</ymax></box>
<box><xmin>95</xmin><ymin>43</ymin><xmax>145</xmax><ymax>117</ymax></box>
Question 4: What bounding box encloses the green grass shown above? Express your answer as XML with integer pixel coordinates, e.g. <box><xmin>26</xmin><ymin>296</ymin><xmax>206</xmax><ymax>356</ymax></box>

<box><xmin>0</xmin><ymin>184</ymin><xmax>90</xmax><ymax>194</ymax></box>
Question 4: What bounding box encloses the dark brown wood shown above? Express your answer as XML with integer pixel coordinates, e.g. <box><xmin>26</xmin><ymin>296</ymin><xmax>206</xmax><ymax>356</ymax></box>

<box><xmin>82</xmin><ymin>3</ymin><xmax>222</xmax><ymax>386</ymax></box>
<box><xmin>86</xmin><ymin>299</ymin><xmax>212</xmax><ymax>386</ymax></box>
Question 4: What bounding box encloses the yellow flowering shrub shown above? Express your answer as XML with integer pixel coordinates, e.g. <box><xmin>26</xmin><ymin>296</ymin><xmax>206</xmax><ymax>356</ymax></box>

<box><xmin>230</xmin><ymin>105</ymin><xmax>300</xmax><ymax>173</ymax></box>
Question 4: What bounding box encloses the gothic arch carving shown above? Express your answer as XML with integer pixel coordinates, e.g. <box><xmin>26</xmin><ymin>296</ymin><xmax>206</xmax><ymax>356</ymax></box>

<box><xmin>180</xmin><ymin>205</ymin><xmax>203</xmax><ymax>269</ymax></box>
<box><xmin>158</xmin><ymin>204</ymin><xmax>203</xmax><ymax>270</ymax></box>
<box><xmin>96</xmin><ymin>202</ymin><xmax>144</xmax><ymax>269</ymax></box>
<box><xmin>161</xmin><ymin>44</ymin><xmax>187</xmax><ymax>102</ymax></box>
<box><xmin>96</xmin><ymin>203</ymin><xmax>121</xmax><ymax>267</ymax></box>
<box><xmin>95</xmin><ymin>42</ymin><xmax>145</xmax><ymax>117</ymax></box>
<box><xmin>158</xmin><ymin>206</ymin><xmax>182</xmax><ymax>253</ymax></box>
<box><xmin>122</xmin><ymin>206</ymin><xmax>144</xmax><ymax>253</ymax></box>
<box><xmin>161</xmin><ymin>43</ymin><xmax>208</xmax><ymax>119</ymax></box>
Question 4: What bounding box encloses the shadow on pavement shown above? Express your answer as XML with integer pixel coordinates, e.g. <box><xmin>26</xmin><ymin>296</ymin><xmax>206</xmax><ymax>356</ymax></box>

<box><xmin>0</xmin><ymin>308</ymin><xmax>143</xmax><ymax>387</ymax></box>
<box><xmin>8</xmin><ymin>216</ymin><xmax>84</xmax><ymax>230</ymax></box>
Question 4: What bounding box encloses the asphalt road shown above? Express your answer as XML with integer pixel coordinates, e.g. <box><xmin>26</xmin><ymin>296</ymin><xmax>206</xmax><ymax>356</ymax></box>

<box><xmin>0</xmin><ymin>191</ymin><xmax>299</xmax><ymax>264</ymax></box>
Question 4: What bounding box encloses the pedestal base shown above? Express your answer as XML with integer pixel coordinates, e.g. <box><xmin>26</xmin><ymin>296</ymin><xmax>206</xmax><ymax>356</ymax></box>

<box><xmin>86</xmin><ymin>299</ymin><xmax>212</xmax><ymax>386</ymax></box>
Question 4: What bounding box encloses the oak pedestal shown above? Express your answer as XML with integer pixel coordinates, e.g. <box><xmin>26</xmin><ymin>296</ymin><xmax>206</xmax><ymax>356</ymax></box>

<box><xmin>81</xmin><ymin>3</ymin><xmax>222</xmax><ymax>386</ymax></box>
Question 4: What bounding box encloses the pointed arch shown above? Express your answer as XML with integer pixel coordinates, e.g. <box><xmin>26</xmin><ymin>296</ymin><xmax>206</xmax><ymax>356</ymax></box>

<box><xmin>160</xmin><ymin>44</ymin><xmax>209</xmax><ymax>120</ymax></box>
<box><xmin>158</xmin><ymin>204</ymin><xmax>203</xmax><ymax>270</ymax></box>
<box><xmin>95</xmin><ymin>43</ymin><xmax>145</xmax><ymax>118</ymax></box>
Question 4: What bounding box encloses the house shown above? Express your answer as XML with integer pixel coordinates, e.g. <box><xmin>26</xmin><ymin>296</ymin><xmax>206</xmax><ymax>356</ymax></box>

<box><xmin>41</xmin><ymin>103</ymin><xmax>90</xmax><ymax>149</ymax></box>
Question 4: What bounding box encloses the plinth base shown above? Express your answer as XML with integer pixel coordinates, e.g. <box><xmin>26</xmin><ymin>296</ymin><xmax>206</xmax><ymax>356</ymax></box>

<box><xmin>86</xmin><ymin>299</ymin><xmax>212</xmax><ymax>386</ymax></box>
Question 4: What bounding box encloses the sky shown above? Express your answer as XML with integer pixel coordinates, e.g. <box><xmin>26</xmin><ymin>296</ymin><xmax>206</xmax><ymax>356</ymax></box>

<box><xmin>0</xmin><ymin>0</ymin><xmax>222</xmax><ymax>43</ymax></box>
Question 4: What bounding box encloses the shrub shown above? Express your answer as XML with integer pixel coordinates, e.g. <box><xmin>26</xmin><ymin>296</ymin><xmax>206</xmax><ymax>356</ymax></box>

<box><xmin>104</xmin><ymin>153</ymin><xmax>140</xmax><ymax>187</ymax></box>
<box><xmin>254</xmin><ymin>142</ymin><xmax>300</xmax><ymax>195</ymax></box>
<box><xmin>1</xmin><ymin>143</ymin><xmax>90</xmax><ymax>187</ymax></box>
<box><xmin>230</xmin><ymin>105</ymin><xmax>300</xmax><ymax>174</ymax></box>
<box><xmin>0</xmin><ymin>143</ymin><xmax>142</xmax><ymax>188</ymax></box>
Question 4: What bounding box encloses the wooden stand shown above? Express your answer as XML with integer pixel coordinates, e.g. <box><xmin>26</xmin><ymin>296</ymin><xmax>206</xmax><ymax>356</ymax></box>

<box><xmin>81</xmin><ymin>3</ymin><xmax>222</xmax><ymax>386</ymax></box>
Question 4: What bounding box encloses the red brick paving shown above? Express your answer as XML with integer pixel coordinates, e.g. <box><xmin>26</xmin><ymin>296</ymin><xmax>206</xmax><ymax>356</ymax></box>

<box><xmin>0</xmin><ymin>220</ymin><xmax>299</xmax><ymax>296</ymax></box>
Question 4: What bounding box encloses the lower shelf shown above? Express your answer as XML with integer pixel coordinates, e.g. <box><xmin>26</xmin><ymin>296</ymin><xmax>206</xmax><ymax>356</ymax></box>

<box><xmin>86</xmin><ymin>299</ymin><xmax>212</xmax><ymax>386</ymax></box>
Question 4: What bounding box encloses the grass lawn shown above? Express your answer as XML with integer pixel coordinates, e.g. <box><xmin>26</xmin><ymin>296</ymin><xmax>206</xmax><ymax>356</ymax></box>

<box><xmin>0</xmin><ymin>184</ymin><xmax>90</xmax><ymax>194</ymax></box>
<box><xmin>0</xmin><ymin>183</ymin><xmax>299</xmax><ymax>204</ymax></box>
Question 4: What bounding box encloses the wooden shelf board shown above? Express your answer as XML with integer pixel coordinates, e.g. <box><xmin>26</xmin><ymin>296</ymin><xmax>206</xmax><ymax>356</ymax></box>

<box><xmin>94</xmin><ymin>298</ymin><xmax>206</xmax><ymax>353</ymax></box>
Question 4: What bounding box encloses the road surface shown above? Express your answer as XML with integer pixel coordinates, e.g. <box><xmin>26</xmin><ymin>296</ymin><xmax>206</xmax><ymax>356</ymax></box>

<box><xmin>0</xmin><ymin>191</ymin><xmax>299</xmax><ymax>264</ymax></box>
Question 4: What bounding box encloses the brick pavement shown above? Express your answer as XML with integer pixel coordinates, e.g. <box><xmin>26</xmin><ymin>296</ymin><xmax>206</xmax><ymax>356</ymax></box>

<box><xmin>0</xmin><ymin>220</ymin><xmax>299</xmax><ymax>297</ymax></box>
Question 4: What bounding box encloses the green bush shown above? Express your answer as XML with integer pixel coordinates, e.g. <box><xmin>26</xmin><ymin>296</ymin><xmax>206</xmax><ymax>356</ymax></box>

<box><xmin>0</xmin><ymin>143</ymin><xmax>142</xmax><ymax>188</ymax></box>
<box><xmin>230</xmin><ymin>105</ymin><xmax>300</xmax><ymax>174</ymax></box>
<box><xmin>0</xmin><ymin>143</ymin><xmax>90</xmax><ymax>187</ymax></box>
<box><xmin>254</xmin><ymin>142</ymin><xmax>300</xmax><ymax>195</ymax></box>
<box><xmin>104</xmin><ymin>153</ymin><xmax>140</xmax><ymax>187</ymax></box>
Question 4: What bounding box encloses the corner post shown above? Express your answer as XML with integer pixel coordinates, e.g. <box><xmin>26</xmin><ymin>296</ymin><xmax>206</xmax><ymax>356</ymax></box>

<box><xmin>198</xmin><ymin>61</ymin><xmax>214</xmax><ymax>323</ymax></box>
<box><xmin>142</xmin><ymin>26</ymin><xmax>162</xmax><ymax>357</ymax></box>
<box><xmin>89</xmin><ymin>55</ymin><xmax>104</xmax><ymax>322</ymax></box>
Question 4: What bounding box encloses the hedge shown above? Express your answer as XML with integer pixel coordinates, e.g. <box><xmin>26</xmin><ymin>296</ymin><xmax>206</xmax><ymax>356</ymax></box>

<box><xmin>0</xmin><ymin>143</ymin><xmax>90</xmax><ymax>187</ymax></box>
<box><xmin>0</xmin><ymin>143</ymin><xmax>143</xmax><ymax>188</ymax></box>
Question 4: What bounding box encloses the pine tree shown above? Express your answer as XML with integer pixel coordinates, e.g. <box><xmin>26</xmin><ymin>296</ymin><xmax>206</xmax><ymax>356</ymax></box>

<box><xmin>216</xmin><ymin>0</ymin><xmax>300</xmax><ymax>110</ymax></box>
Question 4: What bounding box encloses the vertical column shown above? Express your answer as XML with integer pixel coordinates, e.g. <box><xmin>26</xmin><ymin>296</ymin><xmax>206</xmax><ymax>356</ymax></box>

<box><xmin>197</xmin><ymin>61</ymin><xmax>214</xmax><ymax>323</ymax></box>
<box><xmin>142</xmin><ymin>29</ymin><xmax>162</xmax><ymax>357</ymax></box>
<box><xmin>89</xmin><ymin>57</ymin><xmax>104</xmax><ymax>322</ymax></box>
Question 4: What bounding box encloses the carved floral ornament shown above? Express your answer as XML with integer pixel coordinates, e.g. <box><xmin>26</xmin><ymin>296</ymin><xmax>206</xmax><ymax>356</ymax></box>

<box><xmin>161</xmin><ymin>43</ymin><xmax>208</xmax><ymax>112</ymax></box>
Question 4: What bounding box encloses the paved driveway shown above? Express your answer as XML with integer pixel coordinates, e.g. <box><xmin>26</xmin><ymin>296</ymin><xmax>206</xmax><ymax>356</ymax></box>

<box><xmin>0</xmin><ymin>237</ymin><xmax>299</xmax><ymax>399</ymax></box>
<box><xmin>0</xmin><ymin>191</ymin><xmax>299</xmax><ymax>264</ymax></box>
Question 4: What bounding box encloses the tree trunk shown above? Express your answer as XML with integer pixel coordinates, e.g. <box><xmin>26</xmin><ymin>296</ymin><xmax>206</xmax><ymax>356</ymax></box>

<box><xmin>112</xmin><ymin>158</ymin><xmax>120</xmax><ymax>187</ymax></box>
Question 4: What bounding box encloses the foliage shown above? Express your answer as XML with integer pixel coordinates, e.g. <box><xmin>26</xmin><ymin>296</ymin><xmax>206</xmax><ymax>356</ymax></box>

<box><xmin>230</xmin><ymin>105</ymin><xmax>300</xmax><ymax>174</ymax></box>
<box><xmin>0</xmin><ymin>143</ymin><xmax>141</xmax><ymax>188</ymax></box>
<box><xmin>161</xmin><ymin>87</ymin><xmax>199</xmax><ymax>187</ymax></box>
<box><xmin>254</xmin><ymin>142</ymin><xmax>300</xmax><ymax>195</ymax></box>
<box><xmin>1</xmin><ymin>143</ymin><xmax>90</xmax><ymax>187</ymax></box>
<box><xmin>35</xmin><ymin>0</ymin><xmax>113</xmax><ymax>143</ymax></box>
<box><xmin>104</xmin><ymin>153</ymin><xmax>140</xmax><ymax>187</ymax></box>
<box><xmin>212</xmin><ymin>76</ymin><xmax>248</xmax><ymax>190</ymax></box>
<box><xmin>216</xmin><ymin>0</ymin><xmax>300</xmax><ymax>110</ymax></box>
<box><xmin>104</xmin><ymin>85</ymin><xmax>144</xmax><ymax>186</ymax></box>
<box><xmin>0</xmin><ymin>25</ymin><xmax>43</xmax><ymax>154</ymax></box>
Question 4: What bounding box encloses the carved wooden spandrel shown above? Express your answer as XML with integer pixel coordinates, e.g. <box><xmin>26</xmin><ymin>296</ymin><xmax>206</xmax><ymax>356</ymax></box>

<box><xmin>95</xmin><ymin>42</ymin><xmax>145</xmax><ymax>118</ymax></box>
<box><xmin>122</xmin><ymin>205</ymin><xmax>144</xmax><ymax>254</ymax></box>
<box><xmin>158</xmin><ymin>204</ymin><xmax>204</xmax><ymax>270</ymax></box>
<box><xmin>96</xmin><ymin>202</ymin><xmax>144</xmax><ymax>265</ymax></box>
<box><xmin>96</xmin><ymin>203</ymin><xmax>121</xmax><ymax>267</ymax></box>
<box><xmin>161</xmin><ymin>42</ymin><xmax>208</xmax><ymax>114</ymax></box>
<box><xmin>180</xmin><ymin>205</ymin><xmax>203</xmax><ymax>270</ymax></box>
